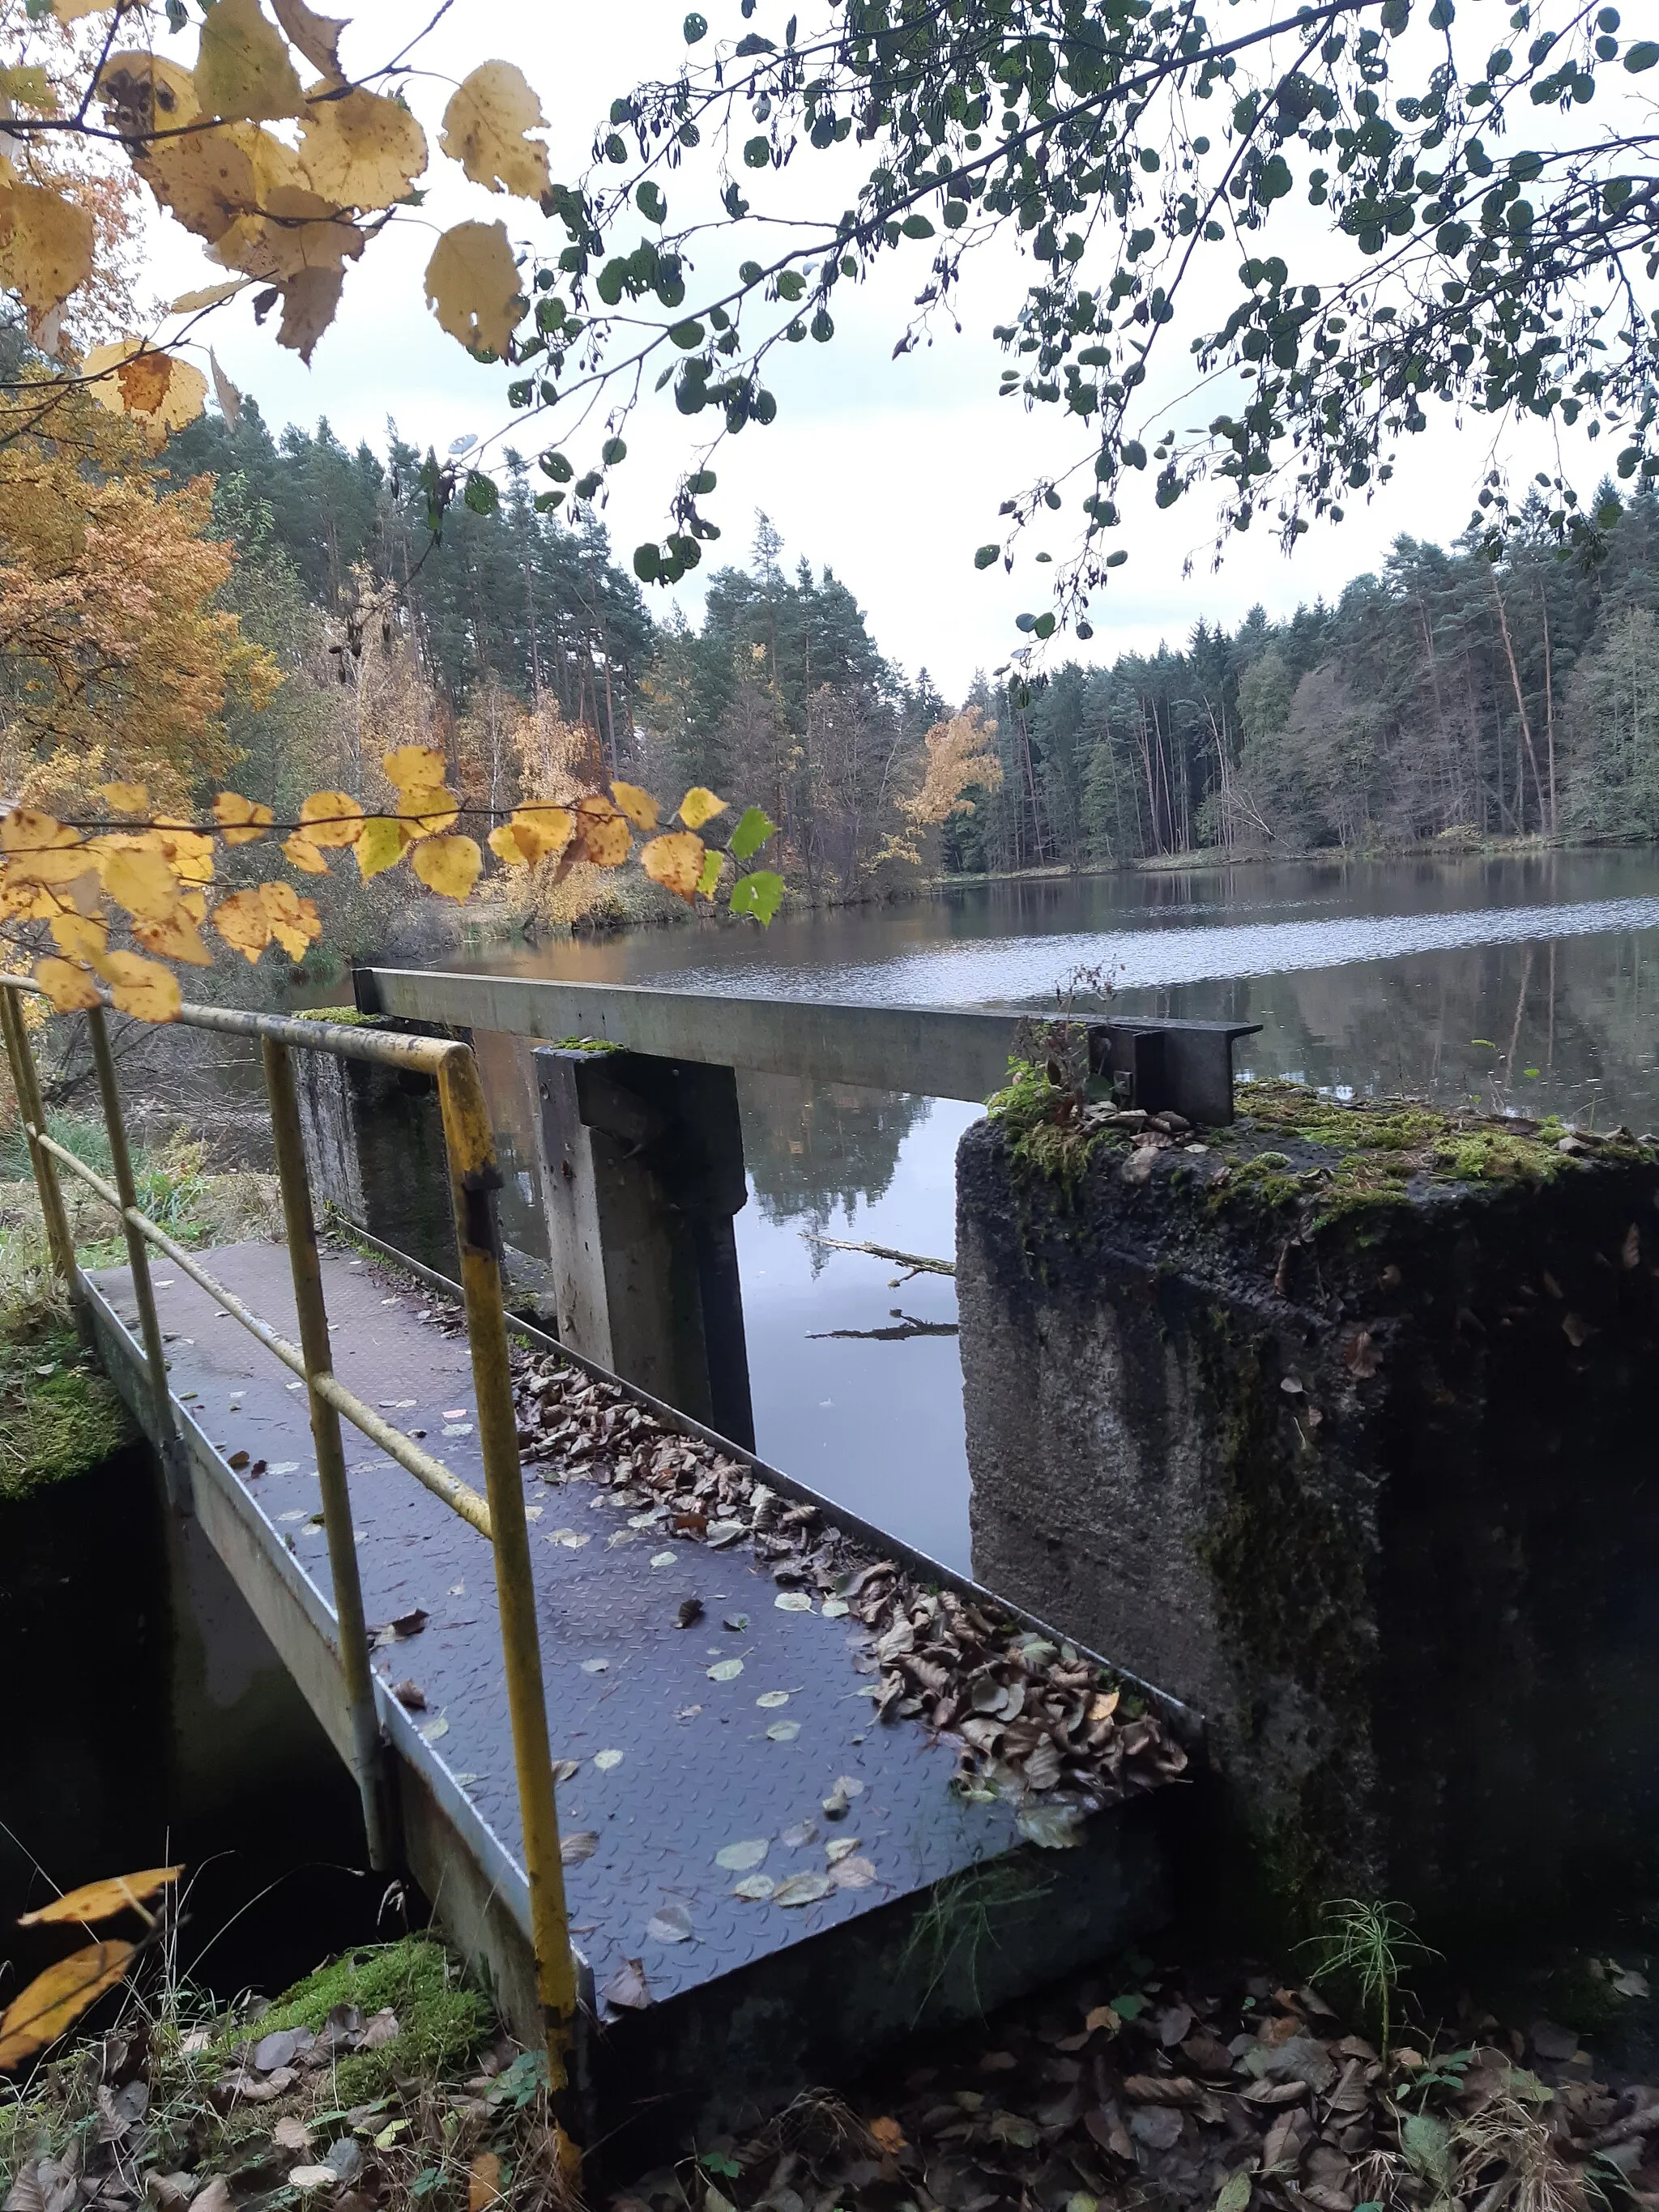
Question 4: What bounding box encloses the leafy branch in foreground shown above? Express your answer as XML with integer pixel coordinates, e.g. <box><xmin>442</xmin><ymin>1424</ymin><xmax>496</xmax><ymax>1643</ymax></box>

<box><xmin>3</xmin><ymin>0</ymin><xmax>1655</xmax><ymax>651</ymax></box>
<box><xmin>1</xmin><ymin>747</ymin><xmax>783</xmax><ymax>1026</ymax></box>
<box><xmin>0</xmin><ymin>1865</ymin><xmax>180</xmax><ymax>2073</ymax></box>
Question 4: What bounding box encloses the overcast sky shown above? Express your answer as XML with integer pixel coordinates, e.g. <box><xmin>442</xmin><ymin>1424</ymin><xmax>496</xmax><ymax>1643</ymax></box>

<box><xmin>136</xmin><ymin>0</ymin><xmax>1601</xmax><ymax>699</ymax></box>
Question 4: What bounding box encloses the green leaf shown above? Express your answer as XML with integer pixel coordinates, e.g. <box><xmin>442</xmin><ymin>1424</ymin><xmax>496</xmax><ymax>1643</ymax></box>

<box><xmin>729</xmin><ymin>869</ymin><xmax>785</xmax><ymax>925</ymax></box>
<box><xmin>637</xmin><ymin>181</ymin><xmax>667</xmax><ymax>224</ymax></box>
<box><xmin>743</xmin><ymin>134</ymin><xmax>772</xmax><ymax>168</ymax></box>
<box><xmin>777</xmin><ymin>269</ymin><xmax>806</xmax><ymax>301</ymax></box>
<box><xmin>1401</xmin><ymin>2114</ymin><xmax>1452</xmax><ymax>2189</ymax></box>
<box><xmin>463</xmin><ymin>471</ymin><xmax>498</xmax><ymax>515</ymax></box>
<box><xmin>975</xmin><ymin>543</ymin><xmax>1000</xmax><ymax>569</ymax></box>
<box><xmin>539</xmin><ymin>450</ymin><xmax>574</xmax><ymax>483</ymax></box>
<box><xmin>697</xmin><ymin>847</ymin><xmax>722</xmax><ymax>897</ymax></box>
<box><xmin>668</xmin><ymin>318</ymin><xmax>706</xmax><ymax>348</ymax></box>
<box><xmin>633</xmin><ymin>543</ymin><xmax>660</xmax><ymax>582</ymax></box>
<box><xmin>729</xmin><ymin>805</ymin><xmax>778</xmax><ymax>863</ymax></box>
<box><xmin>687</xmin><ymin>467</ymin><xmax>717</xmax><ymax>494</ymax></box>
<box><xmin>1215</xmin><ymin>2176</ymin><xmax>1252</xmax><ymax>2212</ymax></box>
<box><xmin>683</xmin><ymin>11</ymin><xmax>707</xmax><ymax>38</ymax></box>
<box><xmin>601</xmin><ymin>437</ymin><xmax>627</xmax><ymax>465</ymax></box>
<box><xmin>901</xmin><ymin>214</ymin><xmax>935</xmax><ymax>238</ymax></box>
<box><xmin>1624</xmin><ymin>38</ymin><xmax>1658</xmax><ymax>67</ymax></box>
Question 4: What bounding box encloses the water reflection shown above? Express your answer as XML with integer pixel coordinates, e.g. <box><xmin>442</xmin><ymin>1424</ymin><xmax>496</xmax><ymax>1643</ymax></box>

<box><xmin>450</xmin><ymin>850</ymin><xmax>1659</xmax><ymax>1563</ymax></box>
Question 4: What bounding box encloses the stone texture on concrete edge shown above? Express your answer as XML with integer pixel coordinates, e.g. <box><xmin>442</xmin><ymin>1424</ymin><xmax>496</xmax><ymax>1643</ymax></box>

<box><xmin>957</xmin><ymin>1084</ymin><xmax>1659</xmax><ymax>1938</ymax></box>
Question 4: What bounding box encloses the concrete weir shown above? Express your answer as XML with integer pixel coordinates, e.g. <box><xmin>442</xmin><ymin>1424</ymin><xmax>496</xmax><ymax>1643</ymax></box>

<box><xmin>81</xmin><ymin>1240</ymin><xmax>1183</xmax><ymax>2166</ymax></box>
<box><xmin>958</xmin><ymin>1083</ymin><xmax>1659</xmax><ymax>1939</ymax></box>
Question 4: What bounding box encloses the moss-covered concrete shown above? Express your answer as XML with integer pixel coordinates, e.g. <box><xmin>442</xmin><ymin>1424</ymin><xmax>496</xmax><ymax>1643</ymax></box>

<box><xmin>0</xmin><ymin>1314</ymin><xmax>131</xmax><ymax>1500</ymax></box>
<box><xmin>219</xmin><ymin>1935</ymin><xmax>493</xmax><ymax>2103</ymax></box>
<box><xmin>960</xmin><ymin>1073</ymin><xmax>1659</xmax><ymax>1944</ymax></box>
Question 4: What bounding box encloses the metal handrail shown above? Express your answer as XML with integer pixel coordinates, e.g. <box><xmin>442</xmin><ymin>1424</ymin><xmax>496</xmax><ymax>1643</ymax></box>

<box><xmin>0</xmin><ymin>975</ymin><xmax>578</xmax><ymax>2113</ymax></box>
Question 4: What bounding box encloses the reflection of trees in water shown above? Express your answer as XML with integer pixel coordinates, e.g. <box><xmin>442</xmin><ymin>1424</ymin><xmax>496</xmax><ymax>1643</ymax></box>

<box><xmin>1134</xmin><ymin>927</ymin><xmax>1659</xmax><ymax>1132</ymax></box>
<box><xmin>740</xmin><ymin>1073</ymin><xmax>932</xmax><ymax>1251</ymax></box>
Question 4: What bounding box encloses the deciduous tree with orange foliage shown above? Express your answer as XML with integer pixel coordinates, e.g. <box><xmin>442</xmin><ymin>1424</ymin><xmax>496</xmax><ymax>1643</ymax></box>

<box><xmin>1</xmin><ymin>377</ymin><xmax>278</xmax><ymax>812</ymax></box>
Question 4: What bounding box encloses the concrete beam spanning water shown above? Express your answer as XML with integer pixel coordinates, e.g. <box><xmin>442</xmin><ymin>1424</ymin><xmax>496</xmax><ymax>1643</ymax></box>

<box><xmin>356</xmin><ymin>966</ymin><xmax>1026</xmax><ymax>1100</ymax></box>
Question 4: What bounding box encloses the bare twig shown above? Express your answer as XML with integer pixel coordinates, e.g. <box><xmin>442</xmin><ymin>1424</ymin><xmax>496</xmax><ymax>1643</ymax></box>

<box><xmin>800</xmin><ymin>1231</ymin><xmax>955</xmax><ymax>1280</ymax></box>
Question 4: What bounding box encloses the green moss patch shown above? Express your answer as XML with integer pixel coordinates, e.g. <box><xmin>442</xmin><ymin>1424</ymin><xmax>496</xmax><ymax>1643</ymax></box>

<box><xmin>228</xmin><ymin>1936</ymin><xmax>492</xmax><ymax>2102</ymax></box>
<box><xmin>0</xmin><ymin>1316</ymin><xmax>131</xmax><ymax>1501</ymax></box>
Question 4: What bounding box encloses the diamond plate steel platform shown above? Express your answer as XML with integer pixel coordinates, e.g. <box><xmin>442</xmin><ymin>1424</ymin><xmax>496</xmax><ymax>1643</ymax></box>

<box><xmin>81</xmin><ymin>1242</ymin><xmax>1184</xmax><ymax>2167</ymax></box>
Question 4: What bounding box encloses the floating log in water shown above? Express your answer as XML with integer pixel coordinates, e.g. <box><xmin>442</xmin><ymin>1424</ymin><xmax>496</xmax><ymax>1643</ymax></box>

<box><xmin>800</xmin><ymin>1230</ymin><xmax>955</xmax><ymax>1280</ymax></box>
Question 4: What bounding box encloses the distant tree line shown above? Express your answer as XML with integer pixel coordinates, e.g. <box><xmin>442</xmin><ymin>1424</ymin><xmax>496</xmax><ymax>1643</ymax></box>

<box><xmin>160</xmin><ymin>411</ymin><xmax>1659</xmax><ymax>897</ymax></box>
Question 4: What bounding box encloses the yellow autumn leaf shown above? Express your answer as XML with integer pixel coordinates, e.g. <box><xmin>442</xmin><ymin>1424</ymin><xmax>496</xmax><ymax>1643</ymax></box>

<box><xmin>91</xmin><ymin>952</ymin><xmax>181</xmax><ymax>1024</ymax></box>
<box><xmin>50</xmin><ymin>0</ymin><xmax>113</xmax><ymax>22</ymax></box>
<box><xmin>641</xmin><ymin>831</ymin><xmax>706</xmax><ymax>904</ymax></box>
<box><xmin>678</xmin><ymin>786</ymin><xmax>727</xmax><ymax>830</ymax></box>
<box><xmin>101</xmin><ymin>846</ymin><xmax>183</xmax><ymax>923</ymax></box>
<box><xmin>298</xmin><ymin>790</ymin><xmax>365</xmax><ymax>847</ymax></box>
<box><xmin>97</xmin><ymin>782</ymin><xmax>148</xmax><ymax>815</ymax></box>
<box><xmin>33</xmin><ymin>957</ymin><xmax>100</xmax><ymax>1013</ymax></box>
<box><xmin>467</xmin><ymin>2151</ymin><xmax>502</xmax><ymax>2212</ymax></box>
<box><xmin>271</xmin><ymin>0</ymin><xmax>345</xmax><ymax>78</ymax></box>
<box><xmin>18</xmin><ymin>1868</ymin><xmax>182</xmax><ymax>1927</ymax></box>
<box><xmin>300</xmin><ymin>84</ymin><xmax>428</xmax><ymax>211</ymax></box>
<box><xmin>9</xmin><ymin>847</ymin><xmax>92</xmax><ymax>889</ymax></box>
<box><xmin>575</xmin><ymin>793</ymin><xmax>630</xmax><ymax>868</ymax></box>
<box><xmin>211</xmin><ymin>887</ymin><xmax>271</xmax><ymax>962</ymax></box>
<box><xmin>0</xmin><ymin>179</ymin><xmax>95</xmax><ymax>322</ymax></box>
<box><xmin>171</xmin><ymin>279</ymin><xmax>246</xmax><ymax>313</ymax></box>
<box><xmin>260</xmin><ymin>880</ymin><xmax>321</xmax><ymax>961</ymax></box>
<box><xmin>412</xmin><ymin>834</ymin><xmax>481</xmax><ymax>901</ymax></box>
<box><xmin>424</xmin><ymin>219</ymin><xmax>522</xmax><ymax>356</ymax></box>
<box><xmin>505</xmin><ymin>804</ymin><xmax>574</xmax><ymax>864</ymax></box>
<box><xmin>83</xmin><ymin>342</ymin><xmax>209</xmax><ymax>437</ymax></box>
<box><xmin>2</xmin><ymin>807</ymin><xmax>75</xmax><ymax>853</ymax></box>
<box><xmin>133</xmin><ymin>908</ymin><xmax>212</xmax><ymax>966</ymax></box>
<box><xmin>282</xmin><ymin>833</ymin><xmax>329</xmax><ymax>874</ymax></box>
<box><xmin>610</xmin><ymin>781</ymin><xmax>659</xmax><ymax>833</ymax></box>
<box><xmin>194</xmin><ymin>0</ymin><xmax>302</xmax><ymax>121</ymax></box>
<box><xmin>488</xmin><ymin>823</ymin><xmax>531</xmax><ymax>869</ymax></box>
<box><xmin>398</xmin><ymin>784</ymin><xmax>459</xmax><ymax>837</ymax></box>
<box><xmin>0</xmin><ymin>1941</ymin><xmax>135</xmax><ymax>2071</ymax></box>
<box><xmin>382</xmin><ymin>744</ymin><xmax>446</xmax><ymax>791</ymax></box>
<box><xmin>355</xmin><ymin>815</ymin><xmax>411</xmax><ymax>880</ymax></box>
<box><xmin>213</xmin><ymin>791</ymin><xmax>273</xmax><ymax>844</ymax></box>
<box><xmin>440</xmin><ymin>62</ymin><xmax>550</xmax><ymax>201</ymax></box>
<box><xmin>49</xmin><ymin>913</ymin><xmax>107</xmax><ymax>959</ymax></box>
<box><xmin>1</xmin><ymin>64</ymin><xmax>56</xmax><ymax>113</ymax></box>
<box><xmin>153</xmin><ymin>819</ymin><xmax>215</xmax><ymax>885</ymax></box>
<box><xmin>180</xmin><ymin>889</ymin><xmax>207</xmax><ymax>924</ymax></box>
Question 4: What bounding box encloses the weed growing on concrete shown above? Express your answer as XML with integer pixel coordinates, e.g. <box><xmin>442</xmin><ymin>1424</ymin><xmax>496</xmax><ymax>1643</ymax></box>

<box><xmin>1302</xmin><ymin>1896</ymin><xmax>1439</xmax><ymax>2059</ymax></box>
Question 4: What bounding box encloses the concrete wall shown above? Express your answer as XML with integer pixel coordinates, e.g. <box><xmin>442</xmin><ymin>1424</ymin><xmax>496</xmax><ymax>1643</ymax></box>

<box><xmin>957</xmin><ymin>1111</ymin><xmax>1659</xmax><ymax>1939</ymax></box>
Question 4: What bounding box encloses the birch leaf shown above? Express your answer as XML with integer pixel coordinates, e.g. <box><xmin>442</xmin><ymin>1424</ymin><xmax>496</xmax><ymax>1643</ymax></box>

<box><xmin>34</xmin><ymin>957</ymin><xmax>100</xmax><ymax>1012</ymax></box>
<box><xmin>91</xmin><ymin>952</ymin><xmax>181</xmax><ymax>1023</ymax></box>
<box><xmin>412</xmin><ymin>834</ymin><xmax>481</xmax><ymax>901</ymax></box>
<box><xmin>194</xmin><ymin>0</ymin><xmax>303</xmax><ymax>121</ymax></box>
<box><xmin>270</xmin><ymin>0</ymin><xmax>345</xmax><ymax>77</ymax></box>
<box><xmin>424</xmin><ymin>219</ymin><xmax>521</xmax><ymax>355</ymax></box>
<box><xmin>300</xmin><ymin>84</ymin><xmax>427</xmax><ymax>209</ymax></box>
<box><xmin>0</xmin><ymin>181</ymin><xmax>94</xmax><ymax>319</ymax></box>
<box><xmin>642</xmin><ymin>831</ymin><xmax>705</xmax><ymax>903</ymax></box>
<box><xmin>440</xmin><ymin>63</ymin><xmax>551</xmax><ymax>199</ymax></box>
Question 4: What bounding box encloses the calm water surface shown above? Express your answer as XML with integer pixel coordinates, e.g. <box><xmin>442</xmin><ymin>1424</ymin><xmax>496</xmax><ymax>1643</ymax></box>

<box><xmin>471</xmin><ymin>850</ymin><xmax>1659</xmax><ymax>1568</ymax></box>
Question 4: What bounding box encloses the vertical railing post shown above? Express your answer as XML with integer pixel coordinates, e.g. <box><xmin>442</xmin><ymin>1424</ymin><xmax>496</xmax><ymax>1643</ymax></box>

<box><xmin>434</xmin><ymin>1046</ymin><xmax>578</xmax><ymax>2120</ymax></box>
<box><xmin>85</xmin><ymin>1004</ymin><xmax>177</xmax><ymax>1451</ymax></box>
<box><xmin>263</xmin><ymin>1036</ymin><xmax>394</xmax><ymax>1873</ymax></box>
<box><xmin>1</xmin><ymin>984</ymin><xmax>79</xmax><ymax>1296</ymax></box>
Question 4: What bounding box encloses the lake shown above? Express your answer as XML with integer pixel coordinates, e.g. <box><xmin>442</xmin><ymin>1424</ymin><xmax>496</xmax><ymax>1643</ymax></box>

<box><xmin>471</xmin><ymin>848</ymin><xmax>1659</xmax><ymax>1571</ymax></box>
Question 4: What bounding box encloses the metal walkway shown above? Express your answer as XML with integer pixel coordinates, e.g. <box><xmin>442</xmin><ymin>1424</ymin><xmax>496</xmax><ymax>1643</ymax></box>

<box><xmin>2</xmin><ymin>979</ymin><xmax>1188</xmax><ymax>2172</ymax></box>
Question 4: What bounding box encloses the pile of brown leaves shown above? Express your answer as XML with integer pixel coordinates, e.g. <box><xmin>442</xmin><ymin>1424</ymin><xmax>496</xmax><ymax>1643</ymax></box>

<box><xmin>616</xmin><ymin>1962</ymin><xmax>1659</xmax><ymax>2212</ymax></box>
<box><xmin>510</xmin><ymin>1354</ymin><xmax>1186</xmax><ymax>1824</ymax></box>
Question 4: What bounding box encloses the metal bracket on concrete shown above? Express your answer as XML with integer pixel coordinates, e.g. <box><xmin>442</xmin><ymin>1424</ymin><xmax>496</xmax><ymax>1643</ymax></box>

<box><xmin>535</xmin><ymin>1046</ymin><xmax>755</xmax><ymax>1450</ymax></box>
<box><xmin>1085</xmin><ymin>1017</ymin><xmax>1261</xmax><ymax>1127</ymax></box>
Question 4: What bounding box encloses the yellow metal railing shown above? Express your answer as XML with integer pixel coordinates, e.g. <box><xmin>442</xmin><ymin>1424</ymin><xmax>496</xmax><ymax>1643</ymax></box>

<box><xmin>0</xmin><ymin>978</ymin><xmax>578</xmax><ymax>2104</ymax></box>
